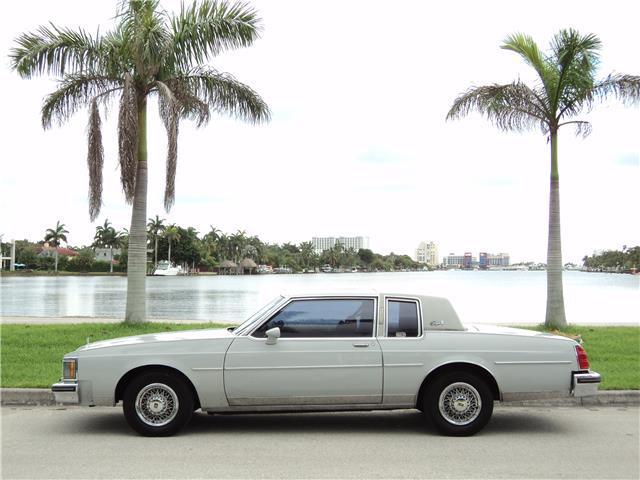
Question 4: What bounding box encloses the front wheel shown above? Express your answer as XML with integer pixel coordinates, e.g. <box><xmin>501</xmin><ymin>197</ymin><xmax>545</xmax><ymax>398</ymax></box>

<box><xmin>425</xmin><ymin>371</ymin><xmax>493</xmax><ymax>436</ymax></box>
<box><xmin>123</xmin><ymin>370</ymin><xmax>193</xmax><ymax>436</ymax></box>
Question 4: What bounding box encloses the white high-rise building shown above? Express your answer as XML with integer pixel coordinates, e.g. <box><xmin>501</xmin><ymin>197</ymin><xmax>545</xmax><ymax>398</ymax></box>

<box><xmin>312</xmin><ymin>236</ymin><xmax>370</xmax><ymax>254</ymax></box>
<box><xmin>415</xmin><ymin>241</ymin><xmax>439</xmax><ymax>266</ymax></box>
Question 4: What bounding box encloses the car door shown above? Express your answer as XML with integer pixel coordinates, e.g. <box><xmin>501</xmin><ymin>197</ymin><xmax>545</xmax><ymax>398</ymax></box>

<box><xmin>224</xmin><ymin>297</ymin><xmax>383</xmax><ymax>406</ymax></box>
<box><xmin>376</xmin><ymin>296</ymin><xmax>426</xmax><ymax>406</ymax></box>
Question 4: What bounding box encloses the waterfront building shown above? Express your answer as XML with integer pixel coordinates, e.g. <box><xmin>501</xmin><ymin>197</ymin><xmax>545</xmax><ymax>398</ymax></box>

<box><xmin>443</xmin><ymin>253</ymin><xmax>478</xmax><ymax>269</ymax></box>
<box><xmin>94</xmin><ymin>247</ymin><xmax>122</xmax><ymax>263</ymax></box>
<box><xmin>415</xmin><ymin>241</ymin><xmax>439</xmax><ymax>266</ymax></box>
<box><xmin>479</xmin><ymin>252</ymin><xmax>511</xmax><ymax>269</ymax></box>
<box><xmin>311</xmin><ymin>236</ymin><xmax>369</xmax><ymax>254</ymax></box>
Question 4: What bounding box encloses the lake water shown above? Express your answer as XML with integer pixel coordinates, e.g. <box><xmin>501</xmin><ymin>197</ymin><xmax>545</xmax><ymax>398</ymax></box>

<box><xmin>0</xmin><ymin>271</ymin><xmax>638</xmax><ymax>325</ymax></box>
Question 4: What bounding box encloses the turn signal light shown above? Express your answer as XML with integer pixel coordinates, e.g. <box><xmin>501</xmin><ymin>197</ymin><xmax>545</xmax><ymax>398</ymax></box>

<box><xmin>63</xmin><ymin>359</ymin><xmax>77</xmax><ymax>380</ymax></box>
<box><xmin>575</xmin><ymin>345</ymin><xmax>590</xmax><ymax>370</ymax></box>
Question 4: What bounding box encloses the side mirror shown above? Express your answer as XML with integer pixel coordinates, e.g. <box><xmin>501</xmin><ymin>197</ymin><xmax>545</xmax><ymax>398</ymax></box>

<box><xmin>265</xmin><ymin>327</ymin><xmax>281</xmax><ymax>345</ymax></box>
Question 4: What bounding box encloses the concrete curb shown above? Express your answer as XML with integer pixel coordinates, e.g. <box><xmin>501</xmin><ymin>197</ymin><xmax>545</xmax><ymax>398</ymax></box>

<box><xmin>1</xmin><ymin>388</ymin><xmax>638</xmax><ymax>407</ymax></box>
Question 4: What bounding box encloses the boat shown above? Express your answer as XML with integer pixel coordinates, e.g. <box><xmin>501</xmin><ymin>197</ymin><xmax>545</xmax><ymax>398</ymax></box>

<box><xmin>153</xmin><ymin>260</ymin><xmax>183</xmax><ymax>276</ymax></box>
<box><xmin>321</xmin><ymin>264</ymin><xmax>332</xmax><ymax>273</ymax></box>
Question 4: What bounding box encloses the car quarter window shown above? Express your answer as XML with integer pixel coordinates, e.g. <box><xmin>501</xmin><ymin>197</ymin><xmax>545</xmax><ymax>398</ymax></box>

<box><xmin>251</xmin><ymin>298</ymin><xmax>375</xmax><ymax>338</ymax></box>
<box><xmin>387</xmin><ymin>299</ymin><xmax>420</xmax><ymax>337</ymax></box>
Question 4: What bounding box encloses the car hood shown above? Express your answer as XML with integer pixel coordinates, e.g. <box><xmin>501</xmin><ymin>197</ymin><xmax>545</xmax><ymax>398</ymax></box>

<box><xmin>76</xmin><ymin>327</ymin><xmax>235</xmax><ymax>352</ymax></box>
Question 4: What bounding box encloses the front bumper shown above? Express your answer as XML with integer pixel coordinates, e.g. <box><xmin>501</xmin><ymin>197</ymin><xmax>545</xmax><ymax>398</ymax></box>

<box><xmin>572</xmin><ymin>371</ymin><xmax>601</xmax><ymax>397</ymax></box>
<box><xmin>52</xmin><ymin>382</ymin><xmax>79</xmax><ymax>404</ymax></box>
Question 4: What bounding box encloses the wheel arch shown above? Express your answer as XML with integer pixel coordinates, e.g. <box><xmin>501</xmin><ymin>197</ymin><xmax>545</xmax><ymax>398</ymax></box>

<box><xmin>115</xmin><ymin>365</ymin><xmax>201</xmax><ymax>410</ymax></box>
<box><xmin>416</xmin><ymin>362</ymin><xmax>501</xmax><ymax>409</ymax></box>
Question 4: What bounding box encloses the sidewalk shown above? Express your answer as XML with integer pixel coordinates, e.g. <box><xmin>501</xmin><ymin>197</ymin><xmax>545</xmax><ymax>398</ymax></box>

<box><xmin>1</xmin><ymin>388</ymin><xmax>638</xmax><ymax>407</ymax></box>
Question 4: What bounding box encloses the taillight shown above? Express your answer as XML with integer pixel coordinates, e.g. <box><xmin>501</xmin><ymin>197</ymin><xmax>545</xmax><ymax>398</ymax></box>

<box><xmin>575</xmin><ymin>345</ymin><xmax>590</xmax><ymax>370</ymax></box>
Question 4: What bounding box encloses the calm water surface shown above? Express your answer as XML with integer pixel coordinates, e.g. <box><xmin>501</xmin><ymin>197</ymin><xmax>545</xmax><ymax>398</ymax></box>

<box><xmin>1</xmin><ymin>271</ymin><xmax>638</xmax><ymax>325</ymax></box>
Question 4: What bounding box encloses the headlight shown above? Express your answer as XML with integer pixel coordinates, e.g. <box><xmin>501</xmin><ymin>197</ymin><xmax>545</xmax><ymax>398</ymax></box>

<box><xmin>62</xmin><ymin>358</ymin><xmax>78</xmax><ymax>380</ymax></box>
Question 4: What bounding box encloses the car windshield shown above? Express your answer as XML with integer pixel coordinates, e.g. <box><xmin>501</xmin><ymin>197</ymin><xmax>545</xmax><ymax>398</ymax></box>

<box><xmin>233</xmin><ymin>296</ymin><xmax>285</xmax><ymax>335</ymax></box>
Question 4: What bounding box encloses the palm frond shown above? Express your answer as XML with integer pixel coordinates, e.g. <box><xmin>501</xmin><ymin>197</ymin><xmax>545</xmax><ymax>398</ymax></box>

<box><xmin>550</xmin><ymin>29</ymin><xmax>601</xmax><ymax>115</ymax></box>
<box><xmin>558</xmin><ymin>120</ymin><xmax>592</xmax><ymax>138</ymax></box>
<box><xmin>41</xmin><ymin>74</ymin><xmax>122</xmax><ymax>128</ymax></box>
<box><xmin>118</xmin><ymin>73</ymin><xmax>139</xmax><ymax>202</ymax></box>
<box><xmin>164</xmin><ymin>81</ymin><xmax>211</xmax><ymax>126</ymax></box>
<box><xmin>587</xmin><ymin>74</ymin><xmax>640</xmax><ymax>107</ymax></box>
<box><xmin>174</xmin><ymin>67</ymin><xmax>270</xmax><ymax>124</ymax></box>
<box><xmin>87</xmin><ymin>100</ymin><xmax>104</xmax><ymax>221</ymax></box>
<box><xmin>446</xmin><ymin>82</ymin><xmax>549</xmax><ymax>133</ymax></box>
<box><xmin>156</xmin><ymin>81</ymin><xmax>179</xmax><ymax>211</ymax></box>
<box><xmin>502</xmin><ymin>33</ymin><xmax>555</xmax><ymax>92</ymax></box>
<box><xmin>170</xmin><ymin>0</ymin><xmax>262</xmax><ymax>68</ymax></box>
<box><xmin>10</xmin><ymin>24</ymin><xmax>106</xmax><ymax>78</ymax></box>
<box><xmin>118</xmin><ymin>0</ymin><xmax>171</xmax><ymax>78</ymax></box>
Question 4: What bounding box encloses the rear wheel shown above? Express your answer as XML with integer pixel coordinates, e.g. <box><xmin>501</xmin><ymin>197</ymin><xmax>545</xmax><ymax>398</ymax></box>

<box><xmin>123</xmin><ymin>370</ymin><xmax>193</xmax><ymax>436</ymax></box>
<box><xmin>425</xmin><ymin>371</ymin><xmax>493</xmax><ymax>436</ymax></box>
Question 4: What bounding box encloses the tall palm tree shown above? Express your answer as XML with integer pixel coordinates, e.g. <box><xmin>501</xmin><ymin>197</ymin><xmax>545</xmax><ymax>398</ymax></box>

<box><xmin>11</xmin><ymin>0</ymin><xmax>270</xmax><ymax>323</ymax></box>
<box><xmin>164</xmin><ymin>225</ymin><xmax>181</xmax><ymax>263</ymax></box>
<box><xmin>44</xmin><ymin>220</ymin><xmax>69</xmax><ymax>273</ymax></box>
<box><xmin>446</xmin><ymin>29</ymin><xmax>640</xmax><ymax>328</ymax></box>
<box><xmin>147</xmin><ymin>215</ymin><xmax>166</xmax><ymax>267</ymax></box>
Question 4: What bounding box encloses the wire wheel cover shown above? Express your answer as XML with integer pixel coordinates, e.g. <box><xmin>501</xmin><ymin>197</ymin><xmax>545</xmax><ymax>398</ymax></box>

<box><xmin>135</xmin><ymin>383</ymin><xmax>179</xmax><ymax>427</ymax></box>
<box><xmin>438</xmin><ymin>382</ymin><xmax>482</xmax><ymax>425</ymax></box>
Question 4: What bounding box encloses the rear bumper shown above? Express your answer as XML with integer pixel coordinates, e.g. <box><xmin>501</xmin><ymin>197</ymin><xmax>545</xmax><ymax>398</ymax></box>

<box><xmin>51</xmin><ymin>382</ymin><xmax>79</xmax><ymax>404</ymax></box>
<box><xmin>572</xmin><ymin>371</ymin><xmax>601</xmax><ymax>397</ymax></box>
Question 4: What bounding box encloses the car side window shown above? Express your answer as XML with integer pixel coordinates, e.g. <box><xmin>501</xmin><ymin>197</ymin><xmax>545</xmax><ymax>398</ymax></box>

<box><xmin>252</xmin><ymin>298</ymin><xmax>375</xmax><ymax>338</ymax></box>
<box><xmin>387</xmin><ymin>300</ymin><xmax>420</xmax><ymax>337</ymax></box>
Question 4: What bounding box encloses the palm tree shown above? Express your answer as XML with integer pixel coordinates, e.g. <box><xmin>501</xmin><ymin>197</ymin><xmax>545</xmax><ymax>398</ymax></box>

<box><xmin>94</xmin><ymin>219</ymin><xmax>114</xmax><ymax>272</ymax></box>
<box><xmin>164</xmin><ymin>225</ymin><xmax>181</xmax><ymax>263</ymax></box>
<box><xmin>147</xmin><ymin>215</ymin><xmax>166</xmax><ymax>268</ymax></box>
<box><xmin>446</xmin><ymin>29</ymin><xmax>640</xmax><ymax>328</ymax></box>
<box><xmin>94</xmin><ymin>220</ymin><xmax>126</xmax><ymax>273</ymax></box>
<box><xmin>11</xmin><ymin>0</ymin><xmax>270</xmax><ymax>323</ymax></box>
<box><xmin>44</xmin><ymin>220</ymin><xmax>69</xmax><ymax>272</ymax></box>
<box><xmin>229</xmin><ymin>230</ymin><xmax>247</xmax><ymax>263</ymax></box>
<box><xmin>299</xmin><ymin>241</ymin><xmax>315</xmax><ymax>270</ymax></box>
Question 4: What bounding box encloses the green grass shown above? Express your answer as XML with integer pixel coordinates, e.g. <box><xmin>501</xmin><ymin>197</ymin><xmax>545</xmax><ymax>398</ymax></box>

<box><xmin>0</xmin><ymin>322</ymin><xmax>220</xmax><ymax>388</ymax></box>
<box><xmin>1</xmin><ymin>323</ymin><xmax>638</xmax><ymax>390</ymax></box>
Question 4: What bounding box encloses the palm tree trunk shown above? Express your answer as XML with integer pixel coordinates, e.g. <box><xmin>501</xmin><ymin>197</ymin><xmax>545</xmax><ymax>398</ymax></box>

<box><xmin>125</xmin><ymin>98</ymin><xmax>148</xmax><ymax>323</ymax></box>
<box><xmin>545</xmin><ymin>131</ymin><xmax>567</xmax><ymax>328</ymax></box>
<box><xmin>168</xmin><ymin>240</ymin><xmax>172</xmax><ymax>263</ymax></box>
<box><xmin>54</xmin><ymin>248</ymin><xmax>59</xmax><ymax>273</ymax></box>
<box><xmin>154</xmin><ymin>236</ymin><xmax>158</xmax><ymax>266</ymax></box>
<box><xmin>109</xmin><ymin>247</ymin><xmax>114</xmax><ymax>273</ymax></box>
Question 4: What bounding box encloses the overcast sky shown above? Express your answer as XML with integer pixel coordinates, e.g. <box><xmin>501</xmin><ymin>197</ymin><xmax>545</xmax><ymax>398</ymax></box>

<box><xmin>1</xmin><ymin>0</ymin><xmax>638</xmax><ymax>263</ymax></box>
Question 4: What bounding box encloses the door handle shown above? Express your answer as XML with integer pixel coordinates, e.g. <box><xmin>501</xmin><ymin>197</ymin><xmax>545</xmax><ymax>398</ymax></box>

<box><xmin>352</xmin><ymin>343</ymin><xmax>371</xmax><ymax>347</ymax></box>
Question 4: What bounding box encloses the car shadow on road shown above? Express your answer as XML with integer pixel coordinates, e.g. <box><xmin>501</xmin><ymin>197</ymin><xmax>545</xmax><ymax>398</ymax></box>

<box><xmin>189</xmin><ymin>410</ymin><xmax>430</xmax><ymax>436</ymax></box>
<box><xmin>43</xmin><ymin>406</ymin><xmax>568</xmax><ymax>437</ymax></box>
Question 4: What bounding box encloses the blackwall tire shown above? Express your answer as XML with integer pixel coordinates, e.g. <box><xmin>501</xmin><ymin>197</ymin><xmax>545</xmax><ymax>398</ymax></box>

<box><xmin>123</xmin><ymin>371</ymin><xmax>193</xmax><ymax>436</ymax></box>
<box><xmin>425</xmin><ymin>371</ymin><xmax>493</xmax><ymax>436</ymax></box>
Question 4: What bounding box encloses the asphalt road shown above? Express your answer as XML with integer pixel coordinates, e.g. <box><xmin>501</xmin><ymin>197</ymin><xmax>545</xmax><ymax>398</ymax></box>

<box><xmin>1</xmin><ymin>406</ymin><xmax>638</xmax><ymax>479</ymax></box>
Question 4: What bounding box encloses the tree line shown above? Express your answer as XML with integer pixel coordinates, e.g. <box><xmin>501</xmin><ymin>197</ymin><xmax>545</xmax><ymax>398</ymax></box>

<box><xmin>582</xmin><ymin>246</ymin><xmax>640</xmax><ymax>272</ymax></box>
<box><xmin>3</xmin><ymin>217</ymin><xmax>422</xmax><ymax>273</ymax></box>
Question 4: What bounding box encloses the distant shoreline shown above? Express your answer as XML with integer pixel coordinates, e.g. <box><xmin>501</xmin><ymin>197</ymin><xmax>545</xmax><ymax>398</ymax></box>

<box><xmin>1</xmin><ymin>269</ymin><xmax>638</xmax><ymax>277</ymax></box>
